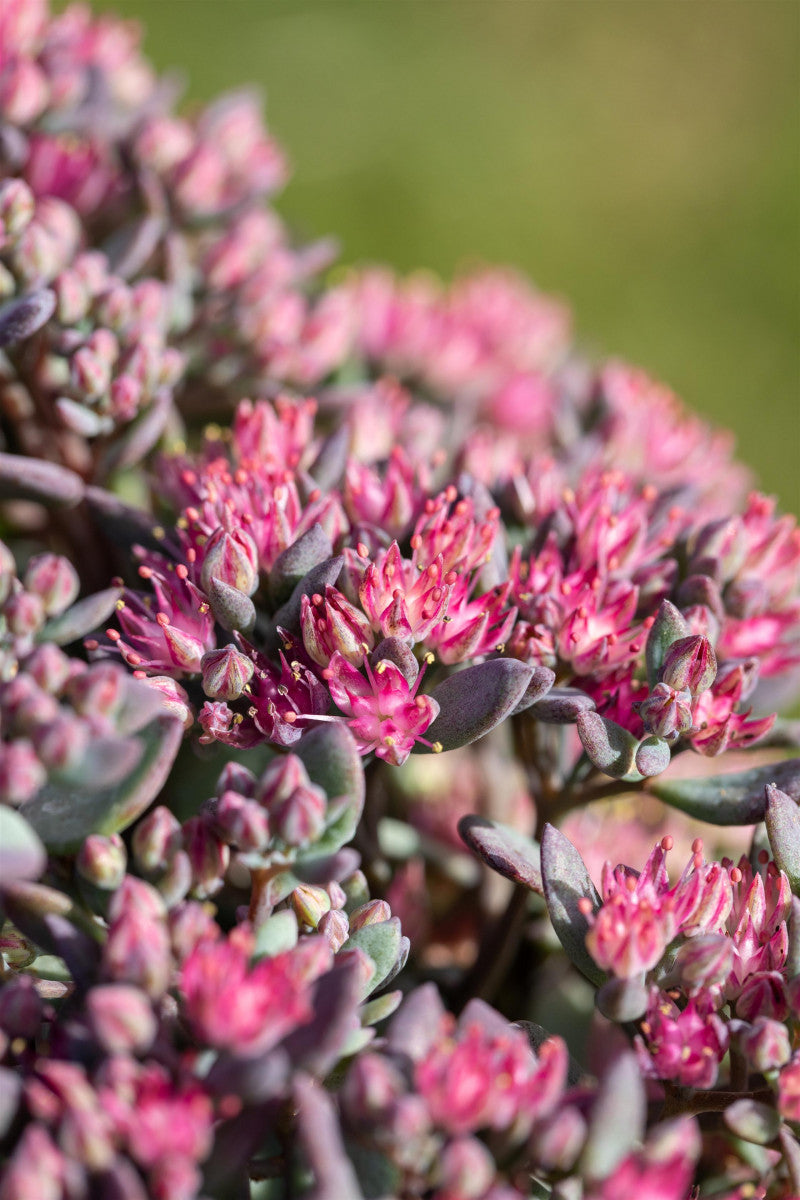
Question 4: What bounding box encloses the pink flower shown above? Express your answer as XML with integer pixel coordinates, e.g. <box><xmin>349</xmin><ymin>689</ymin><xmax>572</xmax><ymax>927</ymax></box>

<box><xmin>585</xmin><ymin>1117</ymin><xmax>700</xmax><ymax>1200</ymax></box>
<box><xmin>637</xmin><ymin>994</ymin><xmax>728</xmax><ymax>1089</ymax></box>
<box><xmin>180</xmin><ymin>927</ymin><xmax>330</xmax><ymax>1056</ymax></box>
<box><xmin>778</xmin><ymin>1053</ymin><xmax>800</xmax><ymax>1124</ymax></box>
<box><xmin>110</xmin><ymin>561</ymin><xmax>215</xmax><ymax>676</ymax></box>
<box><xmin>358</xmin><ymin>541</ymin><xmax>452</xmax><ymax>644</ymax></box>
<box><xmin>323</xmin><ymin>651</ymin><xmax>440</xmax><ymax>765</ymax></box>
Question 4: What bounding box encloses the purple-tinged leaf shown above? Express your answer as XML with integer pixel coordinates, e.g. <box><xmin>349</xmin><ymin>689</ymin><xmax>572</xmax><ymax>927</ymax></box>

<box><xmin>516</xmin><ymin>1021</ymin><xmax>585</xmax><ymax>1086</ymax></box>
<box><xmin>295</xmin><ymin>722</ymin><xmax>365</xmax><ymax>854</ymax></box>
<box><xmin>0</xmin><ymin>883</ymin><xmax>101</xmax><ymax>988</ymax></box>
<box><xmin>309</xmin><ymin>425</ymin><xmax>350</xmax><ymax>492</ymax></box>
<box><xmin>294</xmin><ymin>1074</ymin><xmax>365</xmax><ymax>1200</ymax></box>
<box><xmin>370</xmin><ymin>637</ymin><xmax>418</xmax><ymax>685</ymax></box>
<box><xmin>103</xmin><ymin>214</ymin><xmax>163</xmax><ymax>279</ymax></box>
<box><xmin>724</xmin><ymin>1099</ymin><xmax>781</xmax><ymax>1146</ymax></box>
<box><xmin>207</xmin><ymin>577</ymin><xmax>256</xmax><ymax>634</ymax></box>
<box><xmin>96</xmin><ymin>388</ymin><xmax>173</xmax><ymax>476</ymax></box>
<box><xmin>84</xmin><ymin>485</ymin><xmax>183</xmax><ymax>558</ymax></box>
<box><xmin>386</xmin><ymin>981</ymin><xmax>446</xmax><ymax>1060</ymax></box>
<box><xmin>268</xmin><ymin>523</ymin><xmax>334</xmax><ymax>607</ymax></box>
<box><xmin>37</xmin><ymin>587</ymin><xmax>122</xmax><ymax>646</ymax></box>
<box><xmin>529</xmin><ymin>686</ymin><xmax>596</xmax><ymax>724</ymax></box>
<box><xmin>510</xmin><ymin>665</ymin><xmax>556</xmax><ymax>715</ymax></box>
<box><xmin>0</xmin><ymin>288</ymin><xmax>55</xmax><ymax>347</ymax></box>
<box><xmin>22</xmin><ymin>714</ymin><xmax>182</xmax><ymax>854</ymax></box>
<box><xmin>0</xmin><ymin>451</ymin><xmax>84</xmax><ymax>506</ymax></box>
<box><xmin>0</xmin><ymin>807</ymin><xmax>46</xmax><ymax>883</ymax></box>
<box><xmin>645</xmin><ymin>599</ymin><xmax>689</xmax><ymax>689</ymax></box>
<box><xmin>282</xmin><ymin>957</ymin><xmax>363</xmax><ymax>1075</ymax></box>
<box><xmin>577</xmin><ymin>711</ymin><xmax>639</xmax><ymax>780</ymax></box>
<box><xmin>267</xmin><ymin>555</ymin><xmax>344</xmax><ymax>644</ymax></box>
<box><xmin>595</xmin><ymin>975</ymin><xmax>649</xmax><ymax>1022</ymax></box>
<box><xmin>787</xmin><ymin>897</ymin><xmax>800</xmax><ymax>977</ymax></box>
<box><xmin>458</xmin><ymin>814</ymin><xmax>542</xmax><ymax>893</ymax></box>
<box><xmin>0</xmin><ymin>1068</ymin><xmax>21</xmax><ymax>1139</ymax></box>
<box><xmin>635</xmin><ymin>735</ymin><xmax>671</xmax><ymax>779</ymax></box>
<box><xmin>55</xmin><ymin>397</ymin><xmax>109</xmax><ymax>438</ymax></box>
<box><xmin>415</xmin><ymin>659</ymin><xmax>535</xmax><ymax>753</ymax></box>
<box><xmin>580</xmin><ymin>1051</ymin><xmax>646</xmax><ymax>1179</ymax></box>
<box><xmin>765</xmin><ymin>783</ymin><xmax>800</xmax><ymax>895</ymax></box>
<box><xmin>541</xmin><ymin>823</ymin><xmax>605</xmax><ymax>986</ymax></box>
<box><xmin>651</xmin><ymin>758</ymin><xmax>800</xmax><ymax>826</ymax></box>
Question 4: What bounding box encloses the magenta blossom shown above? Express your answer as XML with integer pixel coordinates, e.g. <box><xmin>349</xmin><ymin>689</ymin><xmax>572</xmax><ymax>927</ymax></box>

<box><xmin>323</xmin><ymin>651</ymin><xmax>440</xmax><ymax>764</ymax></box>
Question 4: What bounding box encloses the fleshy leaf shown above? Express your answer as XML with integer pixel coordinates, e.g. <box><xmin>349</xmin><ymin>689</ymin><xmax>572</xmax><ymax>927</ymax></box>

<box><xmin>21</xmin><ymin>714</ymin><xmax>183</xmax><ymax>854</ymax></box>
<box><xmin>85</xmin><ymin>485</ymin><xmax>183</xmax><ymax>558</ymax></box>
<box><xmin>724</xmin><ymin>1099</ymin><xmax>781</xmax><ymax>1146</ymax></box>
<box><xmin>343</xmin><ymin>918</ymin><xmax>403</xmax><ymax>995</ymax></box>
<box><xmin>0</xmin><ymin>807</ymin><xmax>46</xmax><ymax>883</ymax></box>
<box><xmin>458</xmin><ymin>814</ymin><xmax>542</xmax><ymax>893</ymax></box>
<box><xmin>510</xmin><ymin>665</ymin><xmax>556</xmax><ymax>715</ymax></box>
<box><xmin>360</xmin><ymin>989</ymin><xmax>402</xmax><ymax>1027</ymax></box>
<box><xmin>645</xmin><ymin>599</ymin><xmax>689</xmax><ymax>689</ymax></box>
<box><xmin>309</xmin><ymin>425</ymin><xmax>350</xmax><ymax>491</ymax></box>
<box><xmin>96</xmin><ymin>387</ymin><xmax>172</xmax><ymax>476</ymax></box>
<box><xmin>541</xmin><ymin>823</ymin><xmax>605</xmax><ymax>986</ymax></box>
<box><xmin>0</xmin><ymin>452</ymin><xmax>84</xmax><ymax>507</ymax></box>
<box><xmin>103</xmin><ymin>214</ymin><xmax>163</xmax><ymax>279</ymax></box>
<box><xmin>207</xmin><ymin>577</ymin><xmax>256</xmax><ymax>634</ymax></box>
<box><xmin>269</xmin><ymin>523</ymin><xmax>334</xmax><ymax>607</ymax></box>
<box><xmin>530</xmin><ymin>687</ymin><xmax>596</xmax><ymax>724</ymax></box>
<box><xmin>37</xmin><ymin>587</ymin><xmax>123</xmax><ymax>646</ymax></box>
<box><xmin>415</xmin><ymin>659</ymin><xmax>535</xmax><ymax>753</ymax></box>
<box><xmin>765</xmin><ymin>783</ymin><xmax>800</xmax><ymax>895</ymax></box>
<box><xmin>577</xmin><ymin>711</ymin><xmax>640</xmax><ymax>780</ymax></box>
<box><xmin>580</xmin><ymin>1051</ymin><xmax>646</xmax><ymax>1179</ymax></box>
<box><xmin>252</xmin><ymin>910</ymin><xmax>299</xmax><ymax>959</ymax></box>
<box><xmin>595</xmin><ymin>975</ymin><xmax>649</xmax><ymax>1022</ymax></box>
<box><xmin>294</xmin><ymin>1074</ymin><xmax>365</xmax><ymax>1200</ymax></box>
<box><xmin>295</xmin><ymin>722</ymin><xmax>365</xmax><ymax>855</ymax></box>
<box><xmin>0</xmin><ymin>288</ymin><xmax>55</xmax><ymax>347</ymax></box>
<box><xmin>635</xmin><ymin>735</ymin><xmax>671</xmax><ymax>779</ymax></box>
<box><xmin>650</xmin><ymin>758</ymin><xmax>800</xmax><ymax>826</ymax></box>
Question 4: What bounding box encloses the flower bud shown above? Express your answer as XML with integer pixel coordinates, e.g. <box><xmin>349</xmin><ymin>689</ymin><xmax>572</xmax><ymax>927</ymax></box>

<box><xmin>0</xmin><ymin>179</ymin><xmax>35</xmax><ymax>241</ymax></box>
<box><xmin>76</xmin><ymin>833</ymin><xmax>127</xmax><ymax>890</ymax></box>
<box><xmin>213</xmin><ymin>790</ymin><xmax>269</xmax><ymax>852</ymax></box>
<box><xmin>258</xmin><ymin>757</ymin><xmax>327</xmax><ymax>848</ymax></box>
<box><xmin>71</xmin><ymin>346</ymin><xmax>111</xmax><ymax>399</ymax></box>
<box><xmin>168</xmin><ymin>901</ymin><xmax>219</xmax><ymax>964</ymax></box>
<box><xmin>636</xmin><ymin>682</ymin><xmax>693</xmax><ymax>741</ymax></box>
<box><xmin>528</xmin><ymin>1106</ymin><xmax>587</xmax><ymax>1172</ymax></box>
<box><xmin>32</xmin><ymin>713</ymin><xmax>90</xmax><ymax>773</ymax></box>
<box><xmin>86</xmin><ymin>983</ymin><xmax>157</xmax><ymax>1055</ymax></box>
<box><xmin>215</xmin><ymin>760</ymin><xmax>257</xmax><ymax>799</ymax></box>
<box><xmin>739</xmin><ymin>1016</ymin><xmax>791</xmax><ymax>1072</ymax></box>
<box><xmin>66</xmin><ymin>663</ymin><xmax>123</xmax><ymax>717</ymax></box>
<box><xmin>291</xmin><ymin>884</ymin><xmax>331</xmax><ymax>929</ymax></box>
<box><xmin>660</xmin><ymin>634</ymin><xmax>717</xmax><ymax>696</ymax></box>
<box><xmin>129</xmin><ymin>807</ymin><xmax>181</xmax><ymax>878</ymax></box>
<box><xmin>4</xmin><ymin>588</ymin><xmax>45</xmax><ymax>636</ymax></box>
<box><xmin>0</xmin><ymin>1125</ymin><xmax>66</xmax><ymax>1200</ymax></box>
<box><xmin>104</xmin><ymin>883</ymin><xmax>171</xmax><ymax>1000</ymax></box>
<box><xmin>0</xmin><ymin>974</ymin><xmax>42</xmax><ymax>1039</ymax></box>
<box><xmin>437</xmin><ymin>1136</ymin><xmax>495</xmax><ymax>1199</ymax></box>
<box><xmin>200</xmin><ymin>527</ymin><xmax>259</xmax><ymax>596</ymax></box>
<box><xmin>0</xmin><ymin>739</ymin><xmax>46</xmax><ymax>804</ymax></box>
<box><xmin>182</xmin><ymin>816</ymin><xmax>230</xmax><ymax>897</ymax></box>
<box><xmin>349</xmin><ymin>899</ymin><xmax>392</xmax><ymax>931</ymax></box>
<box><xmin>735</xmin><ymin>971</ymin><xmax>788</xmax><ymax>1023</ymax></box>
<box><xmin>143</xmin><ymin>675</ymin><xmax>194</xmax><ymax>728</ymax></box>
<box><xmin>674</xmin><ymin>932</ymin><xmax>734</xmax><ymax>992</ymax></box>
<box><xmin>342</xmin><ymin>1052</ymin><xmax>404</xmax><ymax>1123</ymax></box>
<box><xmin>25</xmin><ymin>644</ymin><xmax>73</xmax><ymax>694</ymax></box>
<box><xmin>300</xmin><ymin>586</ymin><xmax>374</xmax><ymax>667</ymax></box>
<box><xmin>318</xmin><ymin>908</ymin><xmax>349</xmax><ymax>952</ymax></box>
<box><xmin>200</xmin><ymin>644</ymin><xmax>254</xmax><ymax>701</ymax></box>
<box><xmin>59</xmin><ymin>1104</ymin><xmax>115</xmax><ymax>1172</ymax></box>
<box><xmin>109</xmin><ymin>374</ymin><xmax>143</xmax><ymax>421</ymax></box>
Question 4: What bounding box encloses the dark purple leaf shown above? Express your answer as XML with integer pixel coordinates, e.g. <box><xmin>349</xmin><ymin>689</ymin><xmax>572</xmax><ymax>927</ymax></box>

<box><xmin>0</xmin><ymin>289</ymin><xmax>55</xmax><ymax>347</ymax></box>
<box><xmin>458</xmin><ymin>815</ymin><xmax>542</xmax><ymax>893</ymax></box>
<box><xmin>0</xmin><ymin>452</ymin><xmax>84</xmax><ymax>506</ymax></box>
<box><xmin>415</xmin><ymin>659</ymin><xmax>535</xmax><ymax>753</ymax></box>
<box><xmin>541</xmin><ymin>823</ymin><xmax>605</xmax><ymax>986</ymax></box>
<box><xmin>651</xmin><ymin>757</ymin><xmax>800</xmax><ymax>826</ymax></box>
<box><xmin>268</xmin><ymin>523</ymin><xmax>334</xmax><ymax>606</ymax></box>
<box><xmin>529</xmin><ymin>686</ymin><xmax>596</xmax><ymax>724</ymax></box>
<box><xmin>765</xmin><ymin>782</ymin><xmax>800</xmax><ymax>894</ymax></box>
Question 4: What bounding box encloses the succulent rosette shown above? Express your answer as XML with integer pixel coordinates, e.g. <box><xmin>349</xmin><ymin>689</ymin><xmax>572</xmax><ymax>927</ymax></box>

<box><xmin>0</xmin><ymin>3</ymin><xmax>798</xmax><ymax>1199</ymax></box>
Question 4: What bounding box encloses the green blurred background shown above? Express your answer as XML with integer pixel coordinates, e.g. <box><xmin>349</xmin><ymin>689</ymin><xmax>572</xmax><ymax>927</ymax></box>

<box><xmin>93</xmin><ymin>0</ymin><xmax>799</xmax><ymax>514</ymax></box>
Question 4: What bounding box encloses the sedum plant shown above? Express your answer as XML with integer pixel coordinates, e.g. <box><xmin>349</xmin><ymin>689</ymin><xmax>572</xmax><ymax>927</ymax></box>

<box><xmin>0</xmin><ymin>3</ymin><xmax>798</xmax><ymax>1198</ymax></box>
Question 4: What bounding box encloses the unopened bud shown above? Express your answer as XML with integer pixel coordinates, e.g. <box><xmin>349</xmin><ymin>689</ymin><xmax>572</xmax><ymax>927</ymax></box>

<box><xmin>349</xmin><ymin>899</ymin><xmax>392</xmax><ymax>931</ymax></box>
<box><xmin>201</xmin><ymin>527</ymin><xmax>259</xmax><ymax>596</ymax></box>
<box><xmin>200</xmin><ymin>644</ymin><xmax>254</xmax><ymax>701</ymax></box>
<box><xmin>660</xmin><ymin>634</ymin><xmax>716</xmax><ymax>695</ymax></box>
<box><xmin>528</xmin><ymin>1106</ymin><xmax>586</xmax><ymax>1172</ymax></box>
<box><xmin>32</xmin><ymin>714</ymin><xmax>89</xmax><ymax>772</ymax></box>
<box><xmin>76</xmin><ymin>834</ymin><xmax>127</xmax><ymax>890</ymax></box>
<box><xmin>735</xmin><ymin>971</ymin><xmax>788</xmax><ymax>1023</ymax></box>
<box><xmin>0</xmin><ymin>739</ymin><xmax>46</xmax><ymax>804</ymax></box>
<box><xmin>4</xmin><ymin>588</ymin><xmax>45</xmax><ymax>636</ymax></box>
<box><xmin>342</xmin><ymin>1051</ymin><xmax>404</xmax><ymax>1122</ymax></box>
<box><xmin>23</xmin><ymin>554</ymin><xmax>79</xmax><ymax>619</ymax></box>
<box><xmin>437</xmin><ymin>1136</ymin><xmax>495</xmax><ymax>1199</ymax></box>
<box><xmin>674</xmin><ymin>933</ymin><xmax>734</xmax><ymax>991</ymax></box>
<box><xmin>215</xmin><ymin>761</ymin><xmax>257</xmax><ymax>799</ymax></box>
<box><xmin>182</xmin><ymin>816</ymin><xmax>230</xmax><ymax>897</ymax></box>
<box><xmin>636</xmin><ymin>682</ymin><xmax>694</xmax><ymax>741</ymax></box>
<box><xmin>25</xmin><ymin>644</ymin><xmax>73</xmax><ymax>695</ymax></box>
<box><xmin>259</xmin><ymin>756</ymin><xmax>326</xmax><ymax>848</ymax></box>
<box><xmin>0</xmin><ymin>179</ymin><xmax>35</xmax><ymax>240</ymax></box>
<box><xmin>86</xmin><ymin>983</ymin><xmax>156</xmax><ymax>1055</ymax></box>
<box><xmin>71</xmin><ymin>346</ymin><xmax>111</xmax><ymax>400</ymax></box>
<box><xmin>132</xmin><ymin>806</ymin><xmax>182</xmax><ymax>875</ymax></box>
<box><xmin>213</xmin><ymin>790</ymin><xmax>269</xmax><ymax>852</ymax></box>
<box><xmin>291</xmin><ymin>884</ymin><xmax>331</xmax><ymax>929</ymax></box>
<box><xmin>318</xmin><ymin>908</ymin><xmax>349</xmax><ymax>951</ymax></box>
<box><xmin>739</xmin><ymin>1016</ymin><xmax>791</xmax><ymax>1072</ymax></box>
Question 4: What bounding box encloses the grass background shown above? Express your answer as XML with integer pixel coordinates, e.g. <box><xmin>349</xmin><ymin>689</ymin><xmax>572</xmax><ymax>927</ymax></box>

<box><xmin>91</xmin><ymin>0</ymin><xmax>799</xmax><ymax>514</ymax></box>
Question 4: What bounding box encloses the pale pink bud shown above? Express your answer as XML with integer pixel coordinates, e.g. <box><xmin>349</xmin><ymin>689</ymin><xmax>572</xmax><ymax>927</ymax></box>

<box><xmin>0</xmin><ymin>179</ymin><xmax>35</xmax><ymax>241</ymax></box>
<box><xmin>437</xmin><ymin>1137</ymin><xmax>495</xmax><ymax>1200</ymax></box>
<box><xmin>200</xmin><ymin>527</ymin><xmax>259</xmax><ymax>596</ymax></box>
<box><xmin>674</xmin><ymin>933</ymin><xmax>734</xmax><ymax>992</ymax></box>
<box><xmin>343</xmin><ymin>1051</ymin><xmax>404</xmax><ymax>1122</ymax></box>
<box><xmin>200</xmin><ymin>644</ymin><xmax>254</xmax><ymax>700</ymax></box>
<box><xmin>349</xmin><ymin>899</ymin><xmax>392</xmax><ymax>931</ymax></box>
<box><xmin>739</xmin><ymin>1016</ymin><xmax>791</xmax><ymax>1072</ymax></box>
<box><xmin>182</xmin><ymin>815</ymin><xmax>230</xmax><ymax>897</ymax></box>
<box><xmin>133</xmin><ymin>805</ymin><xmax>182</xmax><ymax>874</ymax></box>
<box><xmin>735</xmin><ymin>971</ymin><xmax>788</xmax><ymax>1023</ymax></box>
<box><xmin>660</xmin><ymin>635</ymin><xmax>717</xmax><ymax>696</ymax></box>
<box><xmin>86</xmin><ymin>983</ymin><xmax>156</xmax><ymax>1055</ymax></box>
<box><xmin>4</xmin><ymin>588</ymin><xmax>45</xmax><ymax>635</ymax></box>
<box><xmin>213</xmin><ymin>790</ymin><xmax>269</xmax><ymax>852</ymax></box>
<box><xmin>32</xmin><ymin>713</ymin><xmax>89</xmax><ymax>772</ymax></box>
<box><xmin>0</xmin><ymin>738</ymin><xmax>46</xmax><ymax>804</ymax></box>
<box><xmin>25</xmin><ymin>643</ymin><xmax>73</xmax><ymax>693</ymax></box>
<box><xmin>76</xmin><ymin>833</ymin><xmax>127</xmax><ymax>890</ymax></box>
<box><xmin>318</xmin><ymin>908</ymin><xmax>349</xmax><ymax>951</ymax></box>
<box><xmin>71</xmin><ymin>345</ymin><xmax>111</xmax><ymax>399</ymax></box>
<box><xmin>291</xmin><ymin>884</ymin><xmax>331</xmax><ymax>929</ymax></box>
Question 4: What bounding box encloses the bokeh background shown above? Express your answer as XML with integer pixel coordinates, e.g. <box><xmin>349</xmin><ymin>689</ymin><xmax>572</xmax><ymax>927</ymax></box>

<box><xmin>90</xmin><ymin>0</ymin><xmax>799</xmax><ymax>514</ymax></box>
